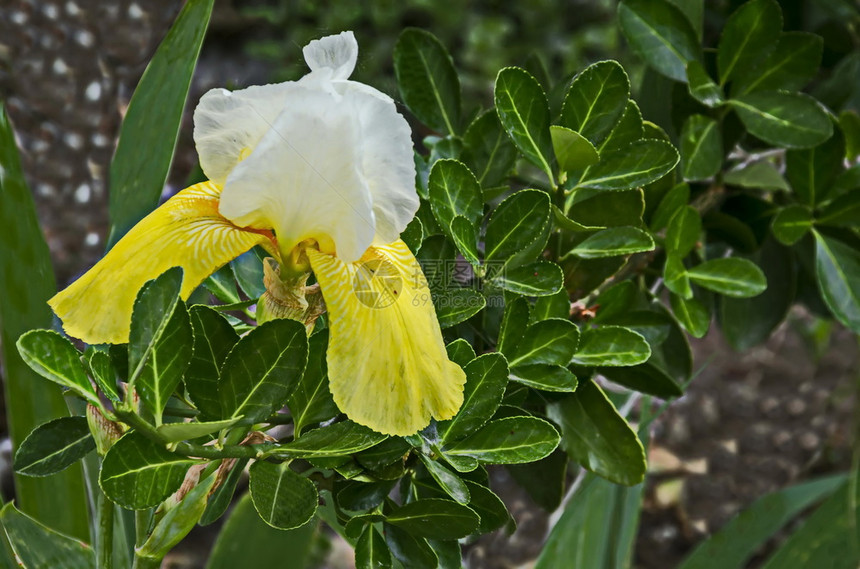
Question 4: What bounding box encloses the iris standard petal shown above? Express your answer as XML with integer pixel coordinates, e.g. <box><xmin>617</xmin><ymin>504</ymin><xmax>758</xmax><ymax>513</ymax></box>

<box><xmin>218</xmin><ymin>85</ymin><xmax>377</xmax><ymax>263</ymax></box>
<box><xmin>302</xmin><ymin>31</ymin><xmax>358</xmax><ymax>80</ymax></box>
<box><xmin>193</xmin><ymin>82</ymin><xmax>297</xmax><ymax>186</ymax></box>
<box><xmin>49</xmin><ymin>182</ymin><xmax>276</xmax><ymax>344</ymax></box>
<box><xmin>353</xmin><ymin>89</ymin><xmax>418</xmax><ymax>243</ymax></box>
<box><xmin>307</xmin><ymin>240</ymin><xmax>466</xmax><ymax>436</ymax></box>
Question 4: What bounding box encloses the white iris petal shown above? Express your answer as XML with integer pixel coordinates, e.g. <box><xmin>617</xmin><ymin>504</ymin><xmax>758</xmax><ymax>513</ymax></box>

<box><xmin>193</xmin><ymin>31</ymin><xmax>417</xmax><ymax>262</ymax></box>
<box><xmin>302</xmin><ymin>31</ymin><xmax>358</xmax><ymax>80</ymax></box>
<box><xmin>193</xmin><ymin>83</ymin><xmax>295</xmax><ymax>186</ymax></box>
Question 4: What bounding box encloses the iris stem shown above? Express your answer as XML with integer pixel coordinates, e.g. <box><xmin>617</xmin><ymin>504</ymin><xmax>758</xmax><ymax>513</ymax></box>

<box><xmin>115</xmin><ymin>410</ymin><xmax>273</xmax><ymax>460</ymax></box>
<box><xmin>96</xmin><ymin>492</ymin><xmax>114</xmax><ymax>569</ymax></box>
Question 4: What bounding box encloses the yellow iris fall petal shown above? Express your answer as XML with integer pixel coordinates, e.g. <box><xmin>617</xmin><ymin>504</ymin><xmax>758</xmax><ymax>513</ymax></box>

<box><xmin>49</xmin><ymin>182</ymin><xmax>276</xmax><ymax>344</ymax></box>
<box><xmin>307</xmin><ymin>240</ymin><xmax>466</xmax><ymax>436</ymax></box>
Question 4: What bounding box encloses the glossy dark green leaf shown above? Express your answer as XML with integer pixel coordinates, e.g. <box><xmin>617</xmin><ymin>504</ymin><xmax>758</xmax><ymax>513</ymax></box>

<box><xmin>187</xmin><ymin>305</ymin><xmax>239</xmax><ymax>419</ymax></box>
<box><xmin>600</xmin><ymin>361</ymin><xmax>683</xmax><ymax>398</ymax></box>
<box><xmin>16</xmin><ymin>330</ymin><xmax>99</xmax><ymax>406</ymax></box>
<box><xmin>818</xmin><ymin>190</ymin><xmax>860</xmax><ymax>228</ymax></box>
<box><xmin>758</xmin><ymin>480</ymin><xmax>859</xmax><ymax>569</ymax></box>
<box><xmin>832</xmin><ymin>164</ymin><xmax>860</xmax><ymax>198</ymax></box>
<box><xmin>664</xmin><ymin>254</ymin><xmax>692</xmax><ymax>299</ymax></box>
<box><xmin>786</xmin><ymin>132</ymin><xmax>845</xmax><ymax>206</ymax></box>
<box><xmin>136</xmin><ymin>301</ymin><xmax>193</xmax><ymax>422</ymax></box>
<box><xmin>419</xmin><ymin>455</ymin><xmax>470</xmax><ymax>504</ymax></box>
<box><xmin>729</xmin><ymin>92</ymin><xmax>833</xmax><ymax>149</ymax></box>
<box><xmin>100</xmin><ymin>431</ymin><xmax>200</xmax><ymax>509</ymax></box>
<box><xmin>548</xmin><ymin>381</ymin><xmax>646</xmax><ymax>485</ymax></box>
<box><xmin>550</xmin><ymin>126</ymin><xmax>600</xmax><ymax>173</ymax></box>
<box><xmin>650</xmin><ymin>182</ymin><xmax>690</xmax><ymax>232</ymax></box>
<box><xmin>814</xmin><ymin>232</ymin><xmax>860</xmax><ymax>333</ymax></box>
<box><xmin>203</xmin><ymin>265</ymin><xmax>242</xmax><ymax>305</ymax></box>
<box><xmin>666</xmin><ymin>206</ymin><xmax>701</xmax><ymax>257</ymax></box>
<box><xmin>560</xmin><ymin>60</ymin><xmax>630</xmax><ymax>145</ymax></box>
<box><xmin>618</xmin><ymin>0</ymin><xmax>701</xmax><ymax>82</ymax></box>
<box><xmin>465</xmin><ymin>481</ymin><xmax>511</xmax><ymax>533</ymax></box>
<box><xmin>0</xmin><ymin>503</ymin><xmax>94</xmax><ymax>569</ymax></box>
<box><xmin>497</xmin><ymin>296</ymin><xmax>531</xmax><ymax>357</ymax></box>
<box><xmin>428</xmin><ymin>159</ymin><xmax>483</xmax><ymax>237</ymax></box>
<box><xmin>733</xmin><ymin>31</ymin><xmax>822</xmax><ymax>96</ymax></box>
<box><xmin>507</xmin><ymin>449</ymin><xmax>568</xmax><ymax>511</ymax></box>
<box><xmin>434</xmin><ymin>288</ymin><xmax>486</xmax><ymax>329</ymax></box>
<box><xmin>230</xmin><ymin>249</ymin><xmax>266</xmax><ymax>299</ymax></box>
<box><xmin>678</xmin><ymin>474</ymin><xmax>846</xmax><ymax>569</ymax></box>
<box><xmin>338</xmin><ymin>480</ymin><xmax>397</xmax><ymax>512</ymax></box>
<box><xmin>485</xmin><ymin>189</ymin><xmax>551</xmax><ymax>263</ymax></box>
<box><xmin>401</xmin><ymin>217</ymin><xmax>424</xmax><ymax>254</ymax></box>
<box><xmin>138</xmin><ymin>474</ymin><xmax>217</xmax><ymax>561</ymax></box>
<box><xmin>85</xmin><ymin>348</ymin><xmax>120</xmax><ymax>402</ymax></box>
<box><xmin>288</xmin><ymin>331</ymin><xmax>337</xmax><ymax>435</ymax></box>
<box><xmin>508</xmin><ymin>318</ymin><xmax>580</xmax><ymax>367</ymax></box>
<box><xmin>772</xmin><ymin>205</ymin><xmax>813</xmax><ymax>246</ymax></box>
<box><xmin>509</xmin><ymin>364</ymin><xmax>578</xmax><ymax>392</ymax></box>
<box><xmin>487</xmin><ymin>260</ymin><xmax>563</xmax><ymax>297</ymax></box>
<box><xmin>356</xmin><ymin>438</ymin><xmax>412</xmax><ymax>473</ymax></box>
<box><xmin>445</xmin><ymin>339</ymin><xmax>476</xmax><ymax>369</ymax></box>
<box><xmin>724</xmin><ymin>161</ymin><xmax>789</xmax><ymax>191</ymax></box>
<box><xmin>717</xmin><ymin>0</ymin><xmax>782</xmax><ymax>86</ymax></box>
<box><xmin>387</xmin><ymin>499</ymin><xmax>480</xmax><ymax>540</ymax></box>
<box><xmin>249</xmin><ymin>461</ymin><xmax>317</xmax><ymax>530</ymax></box>
<box><xmin>721</xmin><ymin>237</ymin><xmax>794</xmax><ymax>350</ymax></box>
<box><xmin>681</xmin><ymin>115</ymin><xmax>722</xmax><ymax>181</ymax></box>
<box><xmin>219</xmin><ymin>318</ymin><xmax>308</xmax><ymax>423</ymax></box>
<box><xmin>841</xmin><ymin>111</ymin><xmax>860</xmax><ymax>162</ymax></box>
<box><xmin>669</xmin><ymin>294</ymin><xmax>710</xmax><ymax>338</ymax></box>
<box><xmin>462</xmin><ymin>110</ymin><xmax>518</xmax><ymax>188</ymax></box>
<box><xmin>578</xmin><ymin>139</ymin><xmax>679</xmax><ymax>191</ymax></box>
<box><xmin>0</xmin><ymin>107</ymin><xmax>89</xmax><ymax>540</ymax></box>
<box><xmin>356</xmin><ymin>525</ymin><xmax>392</xmax><ymax>569</ymax></box>
<box><xmin>127</xmin><ymin>267</ymin><xmax>183</xmax><ymax>394</ymax></box>
<box><xmin>687</xmin><ymin>258</ymin><xmax>767</xmax><ymax>297</ymax></box>
<box><xmin>495</xmin><ymin>67</ymin><xmax>555</xmax><ymax>184</ymax></box>
<box><xmin>384</xmin><ymin>524</ymin><xmax>438</xmax><ymax>569</ymax></box>
<box><xmin>107</xmin><ymin>0</ymin><xmax>214</xmax><ymax>244</ymax></box>
<box><xmin>448</xmin><ymin>216</ymin><xmax>480</xmax><ymax>266</ymax></box>
<box><xmin>269</xmin><ymin>421</ymin><xmax>387</xmax><ymax>459</ymax></box>
<box><xmin>427</xmin><ymin>539</ymin><xmax>462</xmax><ymax>569</ymax></box>
<box><xmin>571</xmin><ymin>326</ymin><xmax>651</xmax><ymax>367</ymax></box>
<box><xmin>394</xmin><ymin>28</ymin><xmax>461</xmax><ymax>135</ymax></box>
<box><xmin>566</xmin><ymin>227</ymin><xmax>655</xmax><ymax>259</ymax></box>
<box><xmin>445</xmin><ymin>416</ymin><xmax>560</xmax><ymax>464</ymax></box>
<box><xmin>599</xmin><ymin>100</ymin><xmax>644</xmax><ymax>152</ymax></box>
<box><xmin>14</xmin><ymin>416</ymin><xmax>95</xmax><ymax>477</ymax></box>
<box><xmin>686</xmin><ymin>61</ymin><xmax>724</xmax><ymax>107</ymax></box>
<box><xmin>438</xmin><ymin>353</ymin><xmax>509</xmax><ymax>444</ymax></box>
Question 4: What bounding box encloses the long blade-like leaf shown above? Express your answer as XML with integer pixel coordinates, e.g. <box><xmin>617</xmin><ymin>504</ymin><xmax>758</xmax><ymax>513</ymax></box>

<box><xmin>0</xmin><ymin>106</ymin><xmax>90</xmax><ymax>540</ymax></box>
<box><xmin>107</xmin><ymin>0</ymin><xmax>214</xmax><ymax>246</ymax></box>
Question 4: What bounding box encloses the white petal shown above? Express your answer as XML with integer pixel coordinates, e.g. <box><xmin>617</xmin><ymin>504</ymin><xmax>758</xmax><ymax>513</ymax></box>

<box><xmin>353</xmin><ymin>90</ymin><xmax>418</xmax><ymax>243</ymax></box>
<box><xmin>303</xmin><ymin>31</ymin><xmax>358</xmax><ymax>80</ymax></box>
<box><xmin>218</xmin><ymin>86</ymin><xmax>377</xmax><ymax>263</ymax></box>
<box><xmin>193</xmin><ymin>83</ymin><xmax>297</xmax><ymax>185</ymax></box>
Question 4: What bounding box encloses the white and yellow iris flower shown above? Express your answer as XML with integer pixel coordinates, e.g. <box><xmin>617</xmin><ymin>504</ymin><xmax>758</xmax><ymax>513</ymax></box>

<box><xmin>49</xmin><ymin>31</ymin><xmax>466</xmax><ymax>436</ymax></box>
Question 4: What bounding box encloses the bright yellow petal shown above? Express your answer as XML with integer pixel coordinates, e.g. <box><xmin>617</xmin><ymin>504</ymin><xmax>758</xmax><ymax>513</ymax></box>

<box><xmin>49</xmin><ymin>181</ymin><xmax>277</xmax><ymax>345</ymax></box>
<box><xmin>307</xmin><ymin>239</ymin><xmax>466</xmax><ymax>436</ymax></box>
